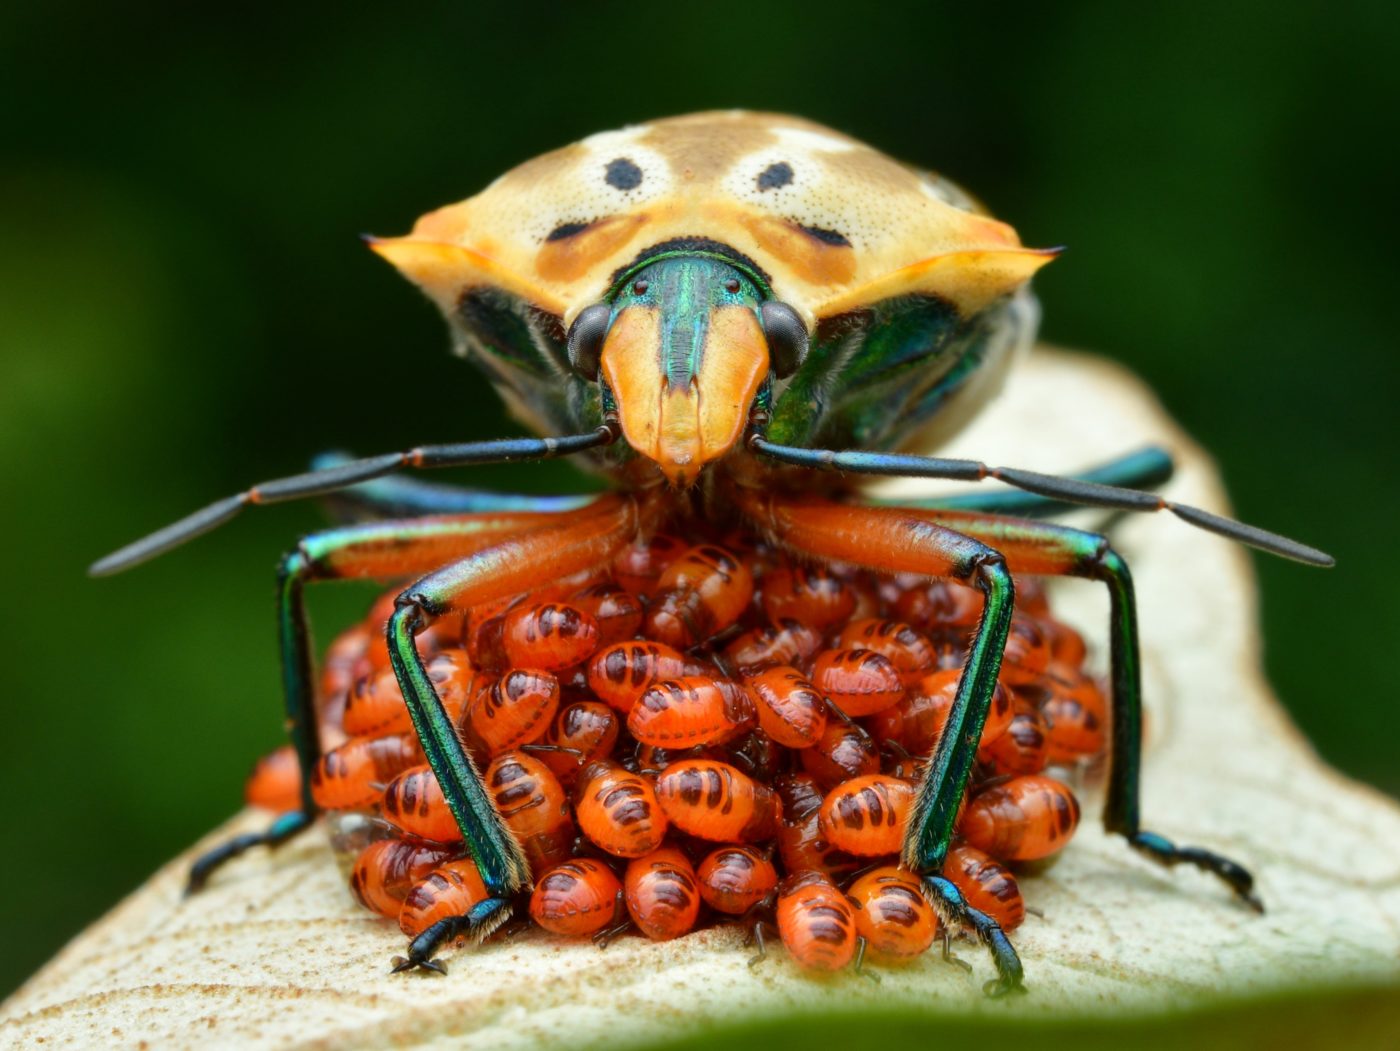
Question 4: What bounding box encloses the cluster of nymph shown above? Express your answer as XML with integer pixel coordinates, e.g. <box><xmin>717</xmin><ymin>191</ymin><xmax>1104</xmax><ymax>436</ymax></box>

<box><xmin>245</xmin><ymin>525</ymin><xmax>1103</xmax><ymax>974</ymax></box>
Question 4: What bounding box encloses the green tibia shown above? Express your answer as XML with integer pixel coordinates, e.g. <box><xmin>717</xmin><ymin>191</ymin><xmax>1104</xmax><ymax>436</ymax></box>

<box><xmin>1093</xmin><ymin>546</ymin><xmax>1142</xmax><ymax>835</ymax></box>
<box><xmin>275</xmin><ymin>549</ymin><xmax>318</xmax><ymax>814</ymax></box>
<box><xmin>906</xmin><ymin>556</ymin><xmax>1016</xmax><ymax>872</ymax></box>
<box><xmin>388</xmin><ymin>603</ymin><xmax>528</xmax><ymax>897</ymax></box>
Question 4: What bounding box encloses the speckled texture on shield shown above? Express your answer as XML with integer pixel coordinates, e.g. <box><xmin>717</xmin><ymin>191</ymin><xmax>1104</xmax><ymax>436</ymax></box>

<box><xmin>3</xmin><ymin>348</ymin><xmax>1398</xmax><ymax>1050</ymax></box>
<box><xmin>368</xmin><ymin>110</ymin><xmax>1055</xmax><ymax>326</ymax></box>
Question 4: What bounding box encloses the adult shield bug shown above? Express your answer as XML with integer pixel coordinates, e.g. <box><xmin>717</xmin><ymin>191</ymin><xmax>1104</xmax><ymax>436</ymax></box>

<box><xmin>91</xmin><ymin>111</ymin><xmax>1332</xmax><ymax>994</ymax></box>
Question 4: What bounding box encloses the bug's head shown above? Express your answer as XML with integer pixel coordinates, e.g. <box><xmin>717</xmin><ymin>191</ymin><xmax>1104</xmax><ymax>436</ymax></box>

<box><xmin>568</xmin><ymin>252</ymin><xmax>807</xmax><ymax>487</ymax></box>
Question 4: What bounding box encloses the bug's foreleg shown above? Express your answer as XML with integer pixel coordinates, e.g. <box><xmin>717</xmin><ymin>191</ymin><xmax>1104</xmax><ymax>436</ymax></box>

<box><xmin>185</xmin><ymin>510</ymin><xmax>562</xmax><ymax>894</ymax></box>
<box><xmin>309</xmin><ymin>451</ymin><xmax>594</xmax><ymax>522</ymax></box>
<box><xmin>385</xmin><ymin>493</ymin><xmax>652</xmax><ymax>973</ymax></box>
<box><xmin>730</xmin><ymin>488</ymin><xmax>1023</xmax><ymax>996</ymax></box>
<box><xmin>883</xmin><ymin>445</ymin><xmax>1175</xmax><ymax>518</ymax></box>
<box><xmin>391</xmin><ymin>898</ymin><xmax>519</xmax><ymax>975</ymax></box>
<box><xmin>907</xmin><ymin>509</ymin><xmax>1262</xmax><ymax>911</ymax></box>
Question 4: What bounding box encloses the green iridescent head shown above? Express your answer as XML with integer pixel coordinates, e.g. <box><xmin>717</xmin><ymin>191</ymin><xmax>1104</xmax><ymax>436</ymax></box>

<box><xmin>567</xmin><ymin>249</ymin><xmax>807</xmax><ymax>486</ymax></box>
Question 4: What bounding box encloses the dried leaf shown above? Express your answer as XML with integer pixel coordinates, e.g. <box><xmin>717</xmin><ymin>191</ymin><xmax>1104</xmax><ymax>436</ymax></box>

<box><xmin>3</xmin><ymin>348</ymin><xmax>1398</xmax><ymax>1049</ymax></box>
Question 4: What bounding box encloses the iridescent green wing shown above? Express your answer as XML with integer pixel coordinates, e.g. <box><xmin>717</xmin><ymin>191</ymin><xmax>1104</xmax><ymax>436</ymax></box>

<box><xmin>768</xmin><ymin>290</ymin><xmax>1037</xmax><ymax>452</ymax></box>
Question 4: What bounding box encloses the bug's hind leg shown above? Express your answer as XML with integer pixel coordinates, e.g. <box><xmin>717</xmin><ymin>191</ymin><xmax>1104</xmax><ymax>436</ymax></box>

<box><xmin>384</xmin><ymin>494</ymin><xmax>652</xmax><ymax>972</ymax></box>
<box><xmin>186</xmin><ymin>810</ymin><xmax>315</xmax><ymax>895</ymax></box>
<box><xmin>922</xmin><ymin>878</ymin><xmax>1023</xmax><ymax>996</ymax></box>
<box><xmin>731</xmin><ymin>488</ymin><xmax>1021</xmax><ymax>995</ymax></box>
<box><xmin>186</xmin><ymin>544</ymin><xmax>324</xmax><ymax>893</ymax></box>
<box><xmin>391</xmin><ymin>898</ymin><xmax>515</xmax><ymax>975</ymax></box>
<box><xmin>185</xmin><ymin>510</ymin><xmax>562</xmax><ymax>894</ymax></box>
<box><xmin>1125</xmin><ymin>833</ymin><xmax>1261</xmax><ymax>911</ymax></box>
<box><xmin>906</xmin><ymin>508</ymin><xmax>1262</xmax><ymax>911</ymax></box>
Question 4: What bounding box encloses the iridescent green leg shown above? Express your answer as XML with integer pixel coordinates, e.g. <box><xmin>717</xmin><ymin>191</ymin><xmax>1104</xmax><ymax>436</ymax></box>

<box><xmin>186</xmin><ymin>510</ymin><xmax>558</xmax><ymax>893</ymax></box>
<box><xmin>912</xmin><ymin>509</ymin><xmax>1262</xmax><ymax>910</ymax></box>
<box><xmin>385</xmin><ymin>495</ymin><xmax>643</xmax><ymax>973</ymax></box>
<box><xmin>730</xmin><ymin>490</ymin><xmax>1022</xmax><ymax>995</ymax></box>
<box><xmin>310</xmin><ymin>451</ymin><xmax>593</xmax><ymax>521</ymax></box>
<box><xmin>902</xmin><ymin>553</ymin><xmax>1024</xmax><ymax>996</ymax></box>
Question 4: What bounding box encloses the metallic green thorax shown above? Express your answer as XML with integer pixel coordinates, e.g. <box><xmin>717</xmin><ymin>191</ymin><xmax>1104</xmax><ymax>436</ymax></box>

<box><xmin>767</xmin><ymin>292</ymin><xmax>1031</xmax><ymax>452</ymax></box>
<box><xmin>607</xmin><ymin>256</ymin><xmax>764</xmax><ymax>391</ymax></box>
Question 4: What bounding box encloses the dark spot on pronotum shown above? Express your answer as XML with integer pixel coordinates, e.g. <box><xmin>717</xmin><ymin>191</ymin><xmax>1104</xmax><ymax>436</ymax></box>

<box><xmin>605</xmin><ymin>157</ymin><xmax>644</xmax><ymax>190</ymax></box>
<box><xmin>798</xmin><ymin>224</ymin><xmax>852</xmax><ymax>248</ymax></box>
<box><xmin>757</xmin><ymin>162</ymin><xmax>793</xmax><ymax>191</ymax></box>
<box><xmin>546</xmin><ymin>221</ymin><xmax>592</xmax><ymax>242</ymax></box>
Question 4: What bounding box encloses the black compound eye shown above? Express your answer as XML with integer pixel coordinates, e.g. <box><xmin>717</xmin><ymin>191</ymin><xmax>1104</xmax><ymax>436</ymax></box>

<box><xmin>632</xmin><ymin>279</ymin><xmax>649</xmax><ymax>295</ymax></box>
<box><xmin>567</xmin><ymin>303</ymin><xmax>612</xmax><ymax>380</ymax></box>
<box><xmin>724</xmin><ymin>278</ymin><xmax>741</xmax><ymax>293</ymax></box>
<box><xmin>760</xmin><ymin>301</ymin><xmax>809</xmax><ymax>379</ymax></box>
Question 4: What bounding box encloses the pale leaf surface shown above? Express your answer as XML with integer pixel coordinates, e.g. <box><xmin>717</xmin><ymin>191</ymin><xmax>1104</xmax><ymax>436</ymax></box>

<box><xmin>4</xmin><ymin>348</ymin><xmax>1398</xmax><ymax>1049</ymax></box>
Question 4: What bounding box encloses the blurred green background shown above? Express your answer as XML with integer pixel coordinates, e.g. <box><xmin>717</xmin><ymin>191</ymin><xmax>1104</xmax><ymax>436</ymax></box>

<box><xmin>1</xmin><ymin>0</ymin><xmax>1395</xmax><ymax>1004</ymax></box>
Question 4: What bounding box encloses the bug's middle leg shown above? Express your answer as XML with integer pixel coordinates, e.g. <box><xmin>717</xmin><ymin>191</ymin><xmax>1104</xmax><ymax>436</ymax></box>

<box><xmin>186</xmin><ymin>509</ymin><xmax>562</xmax><ymax>893</ymax></box>
<box><xmin>908</xmin><ymin>508</ymin><xmax>1261</xmax><ymax>910</ymax></box>
<box><xmin>309</xmin><ymin>451</ymin><xmax>594</xmax><ymax>521</ymax></box>
<box><xmin>732</xmin><ymin>489</ymin><xmax>1023</xmax><ymax>996</ymax></box>
<box><xmin>385</xmin><ymin>493</ymin><xmax>651</xmax><ymax>972</ymax></box>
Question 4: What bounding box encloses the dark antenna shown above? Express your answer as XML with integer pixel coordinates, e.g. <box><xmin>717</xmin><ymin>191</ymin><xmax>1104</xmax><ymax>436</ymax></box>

<box><xmin>748</xmin><ymin>436</ymin><xmax>1333</xmax><ymax>567</ymax></box>
<box><xmin>90</xmin><ymin>427</ymin><xmax>617</xmax><ymax>576</ymax></box>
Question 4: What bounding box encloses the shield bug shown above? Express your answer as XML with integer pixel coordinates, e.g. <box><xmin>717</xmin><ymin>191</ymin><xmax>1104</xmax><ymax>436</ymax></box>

<box><xmin>93</xmin><ymin>111</ymin><xmax>1331</xmax><ymax>992</ymax></box>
